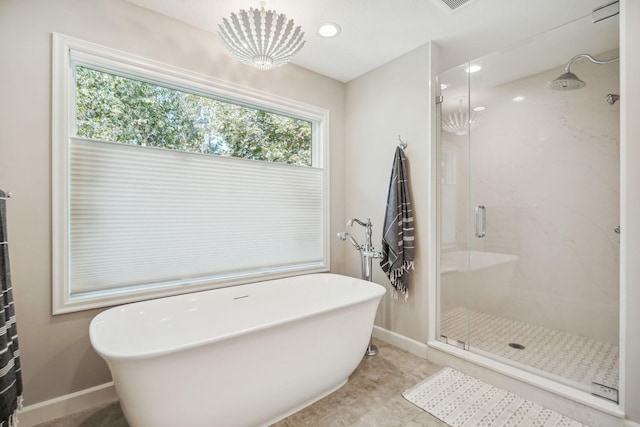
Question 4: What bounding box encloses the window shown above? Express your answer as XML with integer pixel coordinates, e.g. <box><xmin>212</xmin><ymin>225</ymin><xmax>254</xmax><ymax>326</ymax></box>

<box><xmin>52</xmin><ymin>34</ymin><xmax>329</xmax><ymax>314</ymax></box>
<box><xmin>74</xmin><ymin>66</ymin><xmax>313</xmax><ymax>166</ymax></box>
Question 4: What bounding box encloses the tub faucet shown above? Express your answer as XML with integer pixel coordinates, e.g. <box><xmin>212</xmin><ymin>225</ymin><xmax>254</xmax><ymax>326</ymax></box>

<box><xmin>337</xmin><ymin>217</ymin><xmax>382</xmax><ymax>356</ymax></box>
<box><xmin>345</xmin><ymin>218</ymin><xmax>381</xmax><ymax>281</ymax></box>
<box><xmin>346</xmin><ymin>217</ymin><xmax>367</xmax><ymax>227</ymax></box>
<box><xmin>346</xmin><ymin>218</ymin><xmax>377</xmax><ymax>257</ymax></box>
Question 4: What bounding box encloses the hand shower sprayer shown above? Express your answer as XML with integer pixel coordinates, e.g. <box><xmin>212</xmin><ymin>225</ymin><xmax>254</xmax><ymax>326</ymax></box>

<box><xmin>336</xmin><ymin>232</ymin><xmax>360</xmax><ymax>250</ymax></box>
<box><xmin>337</xmin><ymin>217</ymin><xmax>382</xmax><ymax>356</ymax></box>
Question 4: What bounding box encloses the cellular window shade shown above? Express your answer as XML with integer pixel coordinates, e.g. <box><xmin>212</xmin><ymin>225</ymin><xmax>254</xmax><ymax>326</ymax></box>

<box><xmin>69</xmin><ymin>138</ymin><xmax>324</xmax><ymax>296</ymax></box>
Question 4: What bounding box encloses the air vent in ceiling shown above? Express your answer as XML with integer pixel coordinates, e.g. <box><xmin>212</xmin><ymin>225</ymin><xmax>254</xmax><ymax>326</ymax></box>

<box><xmin>438</xmin><ymin>0</ymin><xmax>476</xmax><ymax>12</ymax></box>
<box><xmin>592</xmin><ymin>0</ymin><xmax>619</xmax><ymax>23</ymax></box>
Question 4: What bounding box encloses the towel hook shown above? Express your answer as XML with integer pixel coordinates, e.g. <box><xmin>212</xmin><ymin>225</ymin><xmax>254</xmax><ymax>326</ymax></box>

<box><xmin>0</xmin><ymin>191</ymin><xmax>13</xmax><ymax>201</ymax></box>
<box><xmin>398</xmin><ymin>135</ymin><xmax>407</xmax><ymax>149</ymax></box>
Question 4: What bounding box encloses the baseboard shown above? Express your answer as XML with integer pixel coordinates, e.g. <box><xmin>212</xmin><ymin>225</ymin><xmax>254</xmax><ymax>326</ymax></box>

<box><xmin>372</xmin><ymin>325</ymin><xmax>429</xmax><ymax>359</ymax></box>
<box><xmin>17</xmin><ymin>382</ymin><xmax>117</xmax><ymax>427</ymax></box>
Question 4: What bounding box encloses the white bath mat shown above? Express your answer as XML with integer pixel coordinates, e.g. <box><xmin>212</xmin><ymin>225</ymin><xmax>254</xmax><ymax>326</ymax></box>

<box><xmin>403</xmin><ymin>367</ymin><xmax>586</xmax><ymax>427</ymax></box>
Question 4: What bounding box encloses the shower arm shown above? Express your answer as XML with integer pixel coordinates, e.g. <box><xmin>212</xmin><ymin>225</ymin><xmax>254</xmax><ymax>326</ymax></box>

<box><xmin>565</xmin><ymin>53</ymin><xmax>619</xmax><ymax>73</ymax></box>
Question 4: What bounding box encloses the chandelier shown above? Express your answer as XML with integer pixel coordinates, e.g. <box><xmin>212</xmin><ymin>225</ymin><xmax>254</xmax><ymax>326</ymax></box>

<box><xmin>441</xmin><ymin>99</ymin><xmax>483</xmax><ymax>136</ymax></box>
<box><xmin>217</xmin><ymin>5</ymin><xmax>305</xmax><ymax>71</ymax></box>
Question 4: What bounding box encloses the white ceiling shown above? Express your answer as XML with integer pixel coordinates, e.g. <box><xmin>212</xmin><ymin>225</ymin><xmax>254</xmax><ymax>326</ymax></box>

<box><xmin>124</xmin><ymin>0</ymin><xmax>618</xmax><ymax>82</ymax></box>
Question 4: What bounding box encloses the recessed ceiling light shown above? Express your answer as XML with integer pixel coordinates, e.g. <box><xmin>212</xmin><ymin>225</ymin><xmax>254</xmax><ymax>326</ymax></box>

<box><xmin>318</xmin><ymin>23</ymin><xmax>341</xmax><ymax>38</ymax></box>
<box><xmin>466</xmin><ymin>65</ymin><xmax>482</xmax><ymax>73</ymax></box>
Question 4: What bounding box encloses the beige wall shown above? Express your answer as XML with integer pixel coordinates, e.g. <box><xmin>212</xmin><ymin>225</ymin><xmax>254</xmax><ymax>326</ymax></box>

<box><xmin>0</xmin><ymin>0</ymin><xmax>345</xmax><ymax>406</ymax></box>
<box><xmin>344</xmin><ymin>44</ymin><xmax>432</xmax><ymax>342</ymax></box>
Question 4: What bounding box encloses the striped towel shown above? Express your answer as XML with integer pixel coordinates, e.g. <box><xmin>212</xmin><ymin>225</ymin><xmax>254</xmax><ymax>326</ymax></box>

<box><xmin>380</xmin><ymin>147</ymin><xmax>414</xmax><ymax>301</ymax></box>
<box><xmin>0</xmin><ymin>190</ymin><xmax>22</xmax><ymax>427</ymax></box>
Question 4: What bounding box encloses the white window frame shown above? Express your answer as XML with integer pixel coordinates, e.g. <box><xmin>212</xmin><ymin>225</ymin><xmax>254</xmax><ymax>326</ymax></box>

<box><xmin>52</xmin><ymin>33</ymin><xmax>330</xmax><ymax>314</ymax></box>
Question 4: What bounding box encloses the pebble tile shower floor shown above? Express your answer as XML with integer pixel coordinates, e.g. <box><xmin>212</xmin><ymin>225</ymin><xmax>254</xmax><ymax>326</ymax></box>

<box><xmin>440</xmin><ymin>307</ymin><xmax>619</xmax><ymax>391</ymax></box>
<box><xmin>34</xmin><ymin>340</ymin><xmax>448</xmax><ymax>427</ymax></box>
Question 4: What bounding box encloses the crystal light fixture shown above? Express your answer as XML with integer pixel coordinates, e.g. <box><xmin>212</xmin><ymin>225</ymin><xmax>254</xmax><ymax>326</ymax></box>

<box><xmin>217</xmin><ymin>5</ymin><xmax>305</xmax><ymax>71</ymax></box>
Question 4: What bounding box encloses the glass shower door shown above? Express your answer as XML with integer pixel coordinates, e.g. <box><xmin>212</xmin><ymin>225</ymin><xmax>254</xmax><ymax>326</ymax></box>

<box><xmin>437</xmin><ymin>63</ymin><xmax>472</xmax><ymax>351</ymax></box>
<box><xmin>438</xmin><ymin>12</ymin><xmax>620</xmax><ymax>401</ymax></box>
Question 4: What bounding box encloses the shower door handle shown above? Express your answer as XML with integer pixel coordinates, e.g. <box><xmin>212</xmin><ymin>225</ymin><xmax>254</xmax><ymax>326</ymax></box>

<box><xmin>475</xmin><ymin>205</ymin><xmax>486</xmax><ymax>238</ymax></box>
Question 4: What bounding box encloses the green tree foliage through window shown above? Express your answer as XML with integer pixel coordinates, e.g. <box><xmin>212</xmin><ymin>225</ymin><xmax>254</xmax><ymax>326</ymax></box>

<box><xmin>75</xmin><ymin>66</ymin><xmax>312</xmax><ymax>166</ymax></box>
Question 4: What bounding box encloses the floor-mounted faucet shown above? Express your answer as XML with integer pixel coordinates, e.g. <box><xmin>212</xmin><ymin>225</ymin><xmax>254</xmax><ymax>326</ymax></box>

<box><xmin>337</xmin><ymin>217</ymin><xmax>381</xmax><ymax>356</ymax></box>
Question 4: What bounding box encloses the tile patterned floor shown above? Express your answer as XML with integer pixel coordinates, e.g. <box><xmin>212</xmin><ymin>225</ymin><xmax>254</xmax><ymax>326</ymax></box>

<box><xmin>440</xmin><ymin>307</ymin><xmax>619</xmax><ymax>391</ymax></box>
<box><xmin>34</xmin><ymin>340</ymin><xmax>448</xmax><ymax>427</ymax></box>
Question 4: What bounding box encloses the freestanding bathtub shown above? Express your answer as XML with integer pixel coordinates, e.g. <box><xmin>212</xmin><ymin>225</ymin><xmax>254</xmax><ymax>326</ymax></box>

<box><xmin>89</xmin><ymin>273</ymin><xmax>385</xmax><ymax>427</ymax></box>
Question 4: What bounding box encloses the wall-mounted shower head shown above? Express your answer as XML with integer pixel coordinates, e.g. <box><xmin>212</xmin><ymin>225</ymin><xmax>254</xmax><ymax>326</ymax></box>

<box><xmin>549</xmin><ymin>71</ymin><xmax>586</xmax><ymax>91</ymax></box>
<box><xmin>549</xmin><ymin>53</ymin><xmax>619</xmax><ymax>91</ymax></box>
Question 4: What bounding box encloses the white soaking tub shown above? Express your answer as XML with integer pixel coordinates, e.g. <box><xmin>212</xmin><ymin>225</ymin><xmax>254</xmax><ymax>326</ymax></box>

<box><xmin>89</xmin><ymin>273</ymin><xmax>385</xmax><ymax>427</ymax></box>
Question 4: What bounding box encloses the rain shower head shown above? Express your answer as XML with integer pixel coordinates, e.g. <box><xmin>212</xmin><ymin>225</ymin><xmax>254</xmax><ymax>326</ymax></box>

<box><xmin>549</xmin><ymin>71</ymin><xmax>586</xmax><ymax>91</ymax></box>
<box><xmin>549</xmin><ymin>53</ymin><xmax>619</xmax><ymax>91</ymax></box>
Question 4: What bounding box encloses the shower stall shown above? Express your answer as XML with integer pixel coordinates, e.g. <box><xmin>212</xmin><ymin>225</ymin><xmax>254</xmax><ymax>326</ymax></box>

<box><xmin>435</xmin><ymin>11</ymin><xmax>620</xmax><ymax>402</ymax></box>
